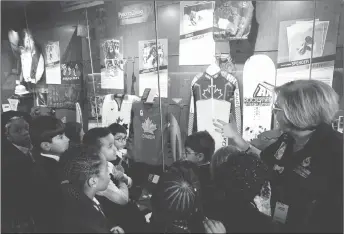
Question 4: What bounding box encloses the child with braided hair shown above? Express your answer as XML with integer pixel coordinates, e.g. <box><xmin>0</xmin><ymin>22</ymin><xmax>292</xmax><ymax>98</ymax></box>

<box><xmin>59</xmin><ymin>146</ymin><xmax>124</xmax><ymax>233</ymax></box>
<box><xmin>150</xmin><ymin>160</ymin><xmax>226</xmax><ymax>233</ymax></box>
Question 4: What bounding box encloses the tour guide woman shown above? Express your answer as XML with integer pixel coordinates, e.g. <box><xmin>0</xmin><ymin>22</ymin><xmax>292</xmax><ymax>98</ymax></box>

<box><xmin>214</xmin><ymin>80</ymin><xmax>343</xmax><ymax>233</ymax></box>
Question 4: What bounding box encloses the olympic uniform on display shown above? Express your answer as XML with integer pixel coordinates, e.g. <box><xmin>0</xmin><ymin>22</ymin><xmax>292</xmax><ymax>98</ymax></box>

<box><xmin>127</xmin><ymin>99</ymin><xmax>174</xmax><ymax>166</ymax></box>
<box><xmin>101</xmin><ymin>94</ymin><xmax>140</xmax><ymax>132</ymax></box>
<box><xmin>188</xmin><ymin>71</ymin><xmax>241</xmax><ymax>151</ymax></box>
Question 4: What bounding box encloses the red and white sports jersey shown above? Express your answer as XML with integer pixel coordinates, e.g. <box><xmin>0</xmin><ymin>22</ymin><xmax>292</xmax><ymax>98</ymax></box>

<box><xmin>101</xmin><ymin>94</ymin><xmax>140</xmax><ymax>132</ymax></box>
<box><xmin>188</xmin><ymin>71</ymin><xmax>241</xmax><ymax>150</ymax></box>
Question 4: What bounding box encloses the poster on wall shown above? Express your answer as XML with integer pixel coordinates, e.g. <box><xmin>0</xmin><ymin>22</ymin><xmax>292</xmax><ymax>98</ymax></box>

<box><xmin>213</xmin><ymin>1</ymin><xmax>254</xmax><ymax>41</ymax></box>
<box><xmin>48</xmin><ymin>84</ymin><xmax>80</xmax><ymax>108</ymax></box>
<box><xmin>118</xmin><ymin>2</ymin><xmax>154</xmax><ymax>25</ymax></box>
<box><xmin>100</xmin><ymin>39</ymin><xmax>124</xmax><ymax>89</ymax></box>
<box><xmin>138</xmin><ymin>39</ymin><xmax>168</xmax><ymax>98</ymax></box>
<box><xmin>276</xmin><ymin>19</ymin><xmax>335</xmax><ymax>87</ymax></box>
<box><xmin>45</xmin><ymin>41</ymin><xmax>62</xmax><ymax>84</ymax></box>
<box><xmin>61</xmin><ymin>62</ymin><xmax>82</xmax><ymax>84</ymax></box>
<box><xmin>35</xmin><ymin>87</ymin><xmax>48</xmax><ymax>107</ymax></box>
<box><xmin>179</xmin><ymin>1</ymin><xmax>215</xmax><ymax>65</ymax></box>
<box><xmin>89</xmin><ymin>95</ymin><xmax>105</xmax><ymax>120</ymax></box>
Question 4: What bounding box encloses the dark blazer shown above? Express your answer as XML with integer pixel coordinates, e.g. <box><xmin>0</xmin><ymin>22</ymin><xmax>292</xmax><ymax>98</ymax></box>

<box><xmin>59</xmin><ymin>183</ymin><xmax>111</xmax><ymax>233</ymax></box>
<box><xmin>96</xmin><ymin>162</ymin><xmax>148</xmax><ymax>233</ymax></box>
<box><xmin>198</xmin><ymin>163</ymin><xmax>212</xmax><ymax>201</ymax></box>
<box><xmin>97</xmin><ymin>194</ymin><xmax>149</xmax><ymax>233</ymax></box>
<box><xmin>223</xmin><ymin>202</ymin><xmax>274</xmax><ymax>233</ymax></box>
<box><xmin>31</xmin><ymin>152</ymin><xmax>62</xmax><ymax>233</ymax></box>
<box><xmin>261</xmin><ymin>123</ymin><xmax>343</xmax><ymax>233</ymax></box>
<box><xmin>1</xmin><ymin>139</ymin><xmax>35</xmax><ymax>232</ymax></box>
<box><xmin>148</xmin><ymin>214</ymin><xmax>205</xmax><ymax>233</ymax></box>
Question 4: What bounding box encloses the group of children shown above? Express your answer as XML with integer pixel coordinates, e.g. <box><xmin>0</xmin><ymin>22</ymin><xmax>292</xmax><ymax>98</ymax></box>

<box><xmin>29</xmin><ymin>116</ymin><xmax>144</xmax><ymax>232</ymax></box>
<box><xmin>2</xmin><ymin>110</ymin><xmax>274</xmax><ymax>233</ymax></box>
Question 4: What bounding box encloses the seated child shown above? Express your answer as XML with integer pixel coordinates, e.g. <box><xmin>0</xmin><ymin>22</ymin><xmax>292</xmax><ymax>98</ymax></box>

<box><xmin>82</xmin><ymin>127</ymin><xmax>131</xmax><ymax>205</ymax></box>
<box><xmin>213</xmin><ymin>151</ymin><xmax>274</xmax><ymax>233</ymax></box>
<box><xmin>183</xmin><ymin>131</ymin><xmax>215</xmax><ymax>195</ymax></box>
<box><xmin>1</xmin><ymin>111</ymin><xmax>35</xmax><ymax>233</ymax></box>
<box><xmin>204</xmin><ymin>146</ymin><xmax>241</xmax><ymax>217</ymax></box>
<box><xmin>108</xmin><ymin>123</ymin><xmax>130</xmax><ymax>172</ymax></box>
<box><xmin>30</xmin><ymin>116</ymin><xmax>70</xmax><ymax>232</ymax></box>
<box><xmin>150</xmin><ymin>160</ymin><xmax>226</xmax><ymax>233</ymax></box>
<box><xmin>59</xmin><ymin>146</ymin><xmax>124</xmax><ymax>233</ymax></box>
<box><xmin>82</xmin><ymin>127</ymin><xmax>147</xmax><ymax>232</ymax></box>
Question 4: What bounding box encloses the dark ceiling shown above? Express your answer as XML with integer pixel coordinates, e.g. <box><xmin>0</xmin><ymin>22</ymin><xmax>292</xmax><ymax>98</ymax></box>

<box><xmin>1</xmin><ymin>1</ymin><xmax>31</xmax><ymax>10</ymax></box>
<box><xmin>1</xmin><ymin>1</ymin><xmax>62</xmax><ymax>39</ymax></box>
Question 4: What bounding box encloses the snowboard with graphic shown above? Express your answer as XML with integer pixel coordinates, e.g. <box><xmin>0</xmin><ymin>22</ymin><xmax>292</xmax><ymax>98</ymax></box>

<box><xmin>243</xmin><ymin>54</ymin><xmax>276</xmax><ymax>142</ymax></box>
<box><xmin>243</xmin><ymin>56</ymin><xmax>276</xmax><ymax>218</ymax></box>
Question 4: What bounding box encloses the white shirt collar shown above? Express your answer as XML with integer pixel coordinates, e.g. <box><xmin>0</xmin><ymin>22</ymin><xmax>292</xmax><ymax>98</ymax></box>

<box><xmin>116</xmin><ymin>151</ymin><xmax>123</xmax><ymax>159</ymax></box>
<box><xmin>198</xmin><ymin>161</ymin><xmax>210</xmax><ymax>167</ymax></box>
<box><xmin>107</xmin><ymin>161</ymin><xmax>114</xmax><ymax>173</ymax></box>
<box><xmin>41</xmin><ymin>153</ymin><xmax>60</xmax><ymax>162</ymax></box>
<box><xmin>13</xmin><ymin>143</ymin><xmax>32</xmax><ymax>155</ymax></box>
<box><xmin>93</xmin><ymin>197</ymin><xmax>100</xmax><ymax>205</ymax></box>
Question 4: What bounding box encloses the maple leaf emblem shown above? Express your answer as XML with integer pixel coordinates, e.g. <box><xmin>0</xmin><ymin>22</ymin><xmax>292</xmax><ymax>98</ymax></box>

<box><xmin>122</xmin><ymin>123</ymin><xmax>128</xmax><ymax>130</ymax></box>
<box><xmin>116</xmin><ymin>116</ymin><xmax>124</xmax><ymax>124</ymax></box>
<box><xmin>142</xmin><ymin>117</ymin><xmax>157</xmax><ymax>134</ymax></box>
<box><xmin>61</xmin><ymin>116</ymin><xmax>66</xmax><ymax>123</ymax></box>
<box><xmin>213</xmin><ymin>86</ymin><xmax>223</xmax><ymax>99</ymax></box>
<box><xmin>202</xmin><ymin>85</ymin><xmax>223</xmax><ymax>99</ymax></box>
<box><xmin>202</xmin><ymin>86</ymin><xmax>212</xmax><ymax>99</ymax></box>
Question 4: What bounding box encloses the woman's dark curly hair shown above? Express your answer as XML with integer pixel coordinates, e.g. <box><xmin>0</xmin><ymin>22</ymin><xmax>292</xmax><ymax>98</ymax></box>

<box><xmin>215</xmin><ymin>151</ymin><xmax>269</xmax><ymax>202</ymax></box>
<box><xmin>210</xmin><ymin>146</ymin><xmax>240</xmax><ymax>180</ymax></box>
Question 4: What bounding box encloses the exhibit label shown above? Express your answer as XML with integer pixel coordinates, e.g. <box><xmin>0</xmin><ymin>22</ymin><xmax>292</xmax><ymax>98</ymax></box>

<box><xmin>118</xmin><ymin>2</ymin><xmax>154</xmax><ymax>25</ymax></box>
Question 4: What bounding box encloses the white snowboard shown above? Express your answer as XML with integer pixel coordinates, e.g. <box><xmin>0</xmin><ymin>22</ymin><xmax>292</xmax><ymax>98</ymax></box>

<box><xmin>243</xmin><ymin>54</ymin><xmax>276</xmax><ymax>142</ymax></box>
